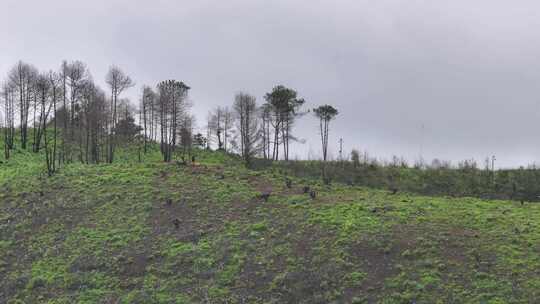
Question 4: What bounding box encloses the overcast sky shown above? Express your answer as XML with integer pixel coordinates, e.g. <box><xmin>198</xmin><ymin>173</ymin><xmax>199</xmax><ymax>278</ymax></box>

<box><xmin>2</xmin><ymin>0</ymin><xmax>540</xmax><ymax>167</ymax></box>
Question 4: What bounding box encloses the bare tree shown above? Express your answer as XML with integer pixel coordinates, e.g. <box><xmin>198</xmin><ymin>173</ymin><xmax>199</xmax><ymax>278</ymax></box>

<box><xmin>59</xmin><ymin>61</ymin><xmax>69</xmax><ymax>163</ymax></box>
<box><xmin>223</xmin><ymin>107</ymin><xmax>234</xmax><ymax>152</ymax></box>
<box><xmin>156</xmin><ymin>80</ymin><xmax>190</xmax><ymax>162</ymax></box>
<box><xmin>139</xmin><ymin>86</ymin><xmax>155</xmax><ymax>153</ymax></box>
<box><xmin>114</xmin><ymin>99</ymin><xmax>142</xmax><ymax>153</ymax></box>
<box><xmin>259</xmin><ymin>103</ymin><xmax>271</xmax><ymax>159</ymax></box>
<box><xmin>207</xmin><ymin>106</ymin><xmax>234</xmax><ymax>151</ymax></box>
<box><xmin>1</xmin><ymin>82</ymin><xmax>15</xmax><ymax>159</ymax></box>
<box><xmin>79</xmin><ymin>80</ymin><xmax>108</xmax><ymax>163</ymax></box>
<box><xmin>48</xmin><ymin>72</ymin><xmax>61</xmax><ymax>172</ymax></box>
<box><xmin>208</xmin><ymin>107</ymin><xmax>224</xmax><ymax>150</ymax></box>
<box><xmin>179</xmin><ymin>114</ymin><xmax>195</xmax><ymax>159</ymax></box>
<box><xmin>205</xmin><ymin>112</ymin><xmax>213</xmax><ymax>150</ymax></box>
<box><xmin>34</xmin><ymin>73</ymin><xmax>52</xmax><ymax>153</ymax></box>
<box><xmin>351</xmin><ymin>149</ymin><xmax>360</xmax><ymax>168</ymax></box>
<box><xmin>233</xmin><ymin>92</ymin><xmax>260</xmax><ymax>164</ymax></box>
<box><xmin>7</xmin><ymin>61</ymin><xmax>38</xmax><ymax>150</ymax></box>
<box><xmin>81</xmin><ymin>80</ymin><xmax>107</xmax><ymax>163</ymax></box>
<box><xmin>105</xmin><ymin>66</ymin><xmax>134</xmax><ymax>163</ymax></box>
<box><xmin>64</xmin><ymin>61</ymin><xmax>90</xmax><ymax>162</ymax></box>
<box><xmin>42</xmin><ymin>72</ymin><xmax>62</xmax><ymax>175</ymax></box>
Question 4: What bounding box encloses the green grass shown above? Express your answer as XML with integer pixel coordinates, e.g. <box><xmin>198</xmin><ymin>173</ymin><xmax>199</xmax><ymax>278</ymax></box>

<box><xmin>1</xmin><ymin>143</ymin><xmax>540</xmax><ymax>303</ymax></box>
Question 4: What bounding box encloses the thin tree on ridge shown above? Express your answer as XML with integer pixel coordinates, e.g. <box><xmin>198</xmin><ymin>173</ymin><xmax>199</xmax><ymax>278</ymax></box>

<box><xmin>313</xmin><ymin>104</ymin><xmax>338</xmax><ymax>162</ymax></box>
<box><xmin>263</xmin><ymin>85</ymin><xmax>305</xmax><ymax>161</ymax></box>
<box><xmin>105</xmin><ymin>66</ymin><xmax>134</xmax><ymax>163</ymax></box>
<box><xmin>233</xmin><ymin>92</ymin><xmax>259</xmax><ymax>164</ymax></box>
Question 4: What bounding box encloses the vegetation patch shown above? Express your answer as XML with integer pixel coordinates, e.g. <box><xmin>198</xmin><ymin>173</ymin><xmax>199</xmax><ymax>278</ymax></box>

<box><xmin>2</xmin><ymin>146</ymin><xmax>540</xmax><ymax>303</ymax></box>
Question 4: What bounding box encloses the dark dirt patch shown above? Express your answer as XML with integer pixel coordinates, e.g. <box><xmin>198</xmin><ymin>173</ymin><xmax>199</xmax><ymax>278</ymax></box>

<box><xmin>247</xmin><ymin>175</ymin><xmax>274</xmax><ymax>194</ymax></box>
<box><xmin>345</xmin><ymin>238</ymin><xmax>403</xmax><ymax>302</ymax></box>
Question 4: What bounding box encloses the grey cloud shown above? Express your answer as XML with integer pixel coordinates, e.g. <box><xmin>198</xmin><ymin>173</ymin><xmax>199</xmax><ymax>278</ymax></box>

<box><xmin>2</xmin><ymin>0</ymin><xmax>540</xmax><ymax>167</ymax></box>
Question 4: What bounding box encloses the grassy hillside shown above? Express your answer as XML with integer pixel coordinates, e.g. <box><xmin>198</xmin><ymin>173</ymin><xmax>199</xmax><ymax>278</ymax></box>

<box><xmin>1</xmin><ymin>147</ymin><xmax>540</xmax><ymax>303</ymax></box>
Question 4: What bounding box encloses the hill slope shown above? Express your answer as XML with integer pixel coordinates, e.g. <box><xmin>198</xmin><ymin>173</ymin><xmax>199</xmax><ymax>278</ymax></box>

<box><xmin>1</xmin><ymin>150</ymin><xmax>540</xmax><ymax>303</ymax></box>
